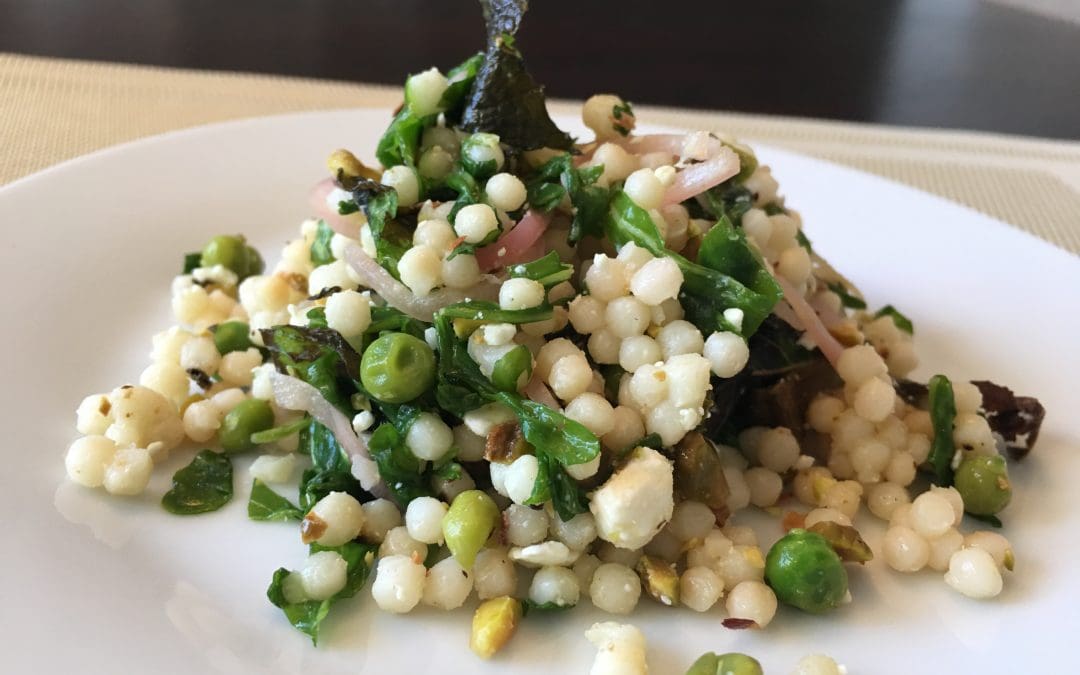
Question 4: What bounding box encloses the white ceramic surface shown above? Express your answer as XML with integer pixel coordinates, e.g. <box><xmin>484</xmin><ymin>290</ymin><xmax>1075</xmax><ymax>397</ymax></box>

<box><xmin>1</xmin><ymin>109</ymin><xmax>1077</xmax><ymax>674</ymax></box>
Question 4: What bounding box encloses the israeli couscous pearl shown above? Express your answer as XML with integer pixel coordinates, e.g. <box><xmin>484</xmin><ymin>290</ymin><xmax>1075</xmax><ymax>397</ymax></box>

<box><xmin>103</xmin><ymin>446</ymin><xmax>153</xmax><ymax>496</ymax></box>
<box><xmin>589</xmin><ymin>563</ymin><xmax>641</xmax><ymax>614</ymax></box>
<box><xmin>307</xmin><ymin>492</ymin><xmax>365</xmax><ymax>547</ymax></box>
<box><xmin>506</xmin><ymin>504</ymin><xmax>550</xmax><ymax>547</ymax></box>
<box><xmin>371</xmin><ymin>554</ymin><xmax>426</xmax><ymax>613</ymax></box>
<box><xmin>655</xmin><ymin>320</ymin><xmax>704</xmax><ymax>359</ymax></box>
<box><xmin>180</xmin><ymin>336</ymin><xmax>221</xmax><ymax>374</ymax></box>
<box><xmin>441</xmin><ymin>252</ymin><xmax>481</xmax><ymax>289</ymax></box>
<box><xmin>582</xmin><ymin>94</ymin><xmax>629</xmax><ymax>141</ymax></box>
<box><xmin>217</xmin><ymin>348</ymin><xmax>261</xmax><ymax>387</ymax></box>
<box><xmin>584</xmin><ymin>256</ymin><xmax>629</xmax><ymax>301</ymax></box>
<box><xmin>723</xmin><ymin>466</ymin><xmax>751</xmax><ymax>513</ymax></box>
<box><xmin>455</xmin><ymin>203</ymin><xmax>499</xmax><ymax>244</ymax></box>
<box><xmin>407</xmin><ymin>67</ymin><xmax>448</xmax><ymax>116</ymax></box>
<box><xmin>587</xmin><ymin>329</ymin><xmax>622</xmax><ymax>364</ymax></box>
<box><xmin>485</xmin><ymin>172</ymin><xmax>527</xmax><ymax>211</ymax></box>
<box><xmin>473</xmin><ymin>547</ymin><xmax>518</xmax><ymax>599</ymax></box>
<box><xmin>564</xmin><ymin>393</ymin><xmax>616</xmax><ymax>438</ymax></box>
<box><xmin>745</xmin><ymin>467</ymin><xmax>784</xmax><ymax>507</ymax></box>
<box><xmin>678</xmin><ymin>566</ymin><xmax>722</xmax><ymax>612</ymax></box>
<box><xmin>414</xmin><ymin>219</ymin><xmax>457</xmax><ymax>251</ymax></box>
<box><xmin>585</xmin><ymin>622</ymin><xmax>647</xmax><ymax>675</ymax></box>
<box><xmin>452</xmin><ymin>424</ymin><xmax>486</xmax><ymax>462</ymax></box>
<box><xmin>379</xmin><ymin>525</ymin><xmax>427</xmax><ymax>560</ymax></box>
<box><xmin>548</xmin><ymin>353</ymin><xmax>593</xmax><ymax>401</ymax></box>
<box><xmin>726</xmin><ymin>580</ymin><xmax>777</xmax><ymax>627</ymax></box>
<box><xmin>777</xmin><ymin>245</ymin><xmax>812</xmax><ymax>285</ymax></box>
<box><xmin>624</xmin><ymin>168</ymin><xmax>665</xmax><ymax>211</ymax></box>
<box><xmin>550</xmin><ymin>510</ymin><xmax>598</xmax><ymax>551</ymax></box>
<box><xmin>568</xmin><ymin>295</ymin><xmax>606</xmax><ymax>334</ymax></box>
<box><xmin>574</xmin><ymin>554</ymin><xmax>603</xmax><ymax>595</ymax></box>
<box><xmin>853</xmin><ymin>377</ymin><xmax>895</xmax><ymax>422</ymax></box>
<box><xmin>308</xmin><ymin>261</ymin><xmax>356</xmax><ymax>296</ymax></box>
<box><xmin>792</xmin><ymin>654</ymin><xmax>844</xmax><ymax>675</ymax></box>
<box><xmin>65</xmin><ymin>435</ymin><xmax>118</xmax><ymax>487</ymax></box>
<box><xmin>361</xmin><ymin>499</ymin><xmax>402</xmax><ymax>543</ymax></box>
<box><xmin>927</xmin><ymin>528</ymin><xmax>965</xmax><ymax>572</ymax></box>
<box><xmin>530</xmin><ymin>566</ymin><xmax>581</xmax><ymax>607</ymax></box>
<box><xmin>952</xmin><ymin>413</ymin><xmax>995</xmax><ymax>454</ymax></box>
<box><xmin>499</xmin><ymin>277</ymin><xmax>545</xmax><ymax>310</ymax></box>
<box><xmin>139</xmin><ymin>362</ymin><xmax>190</xmax><ymax>408</ymax></box>
<box><xmin>757</xmin><ymin>427</ymin><xmax>800</xmax><ymax>473</ymax></box>
<box><xmin>592</xmin><ymin>143</ymin><xmax>639</xmax><ymax>184</ymax></box>
<box><xmin>836</xmin><ymin>345</ymin><xmax>888</xmax><ymax>386</ymax></box>
<box><xmin>422</xmin><ymin>557</ymin><xmax>473</xmax><ymax>610</ymax></box>
<box><xmin>910</xmin><ymin>492</ymin><xmax>956</xmax><ymax>539</ymax></box>
<box><xmin>398</xmin><ymin>245</ymin><xmax>443</xmax><ymax>297</ymax></box>
<box><xmin>602</xmin><ymin>406</ymin><xmax>645</xmax><ymax>451</ymax></box>
<box><xmin>616</xmin><ymin>335</ymin><xmax>659</xmax><ymax>373</ymax></box>
<box><xmin>405</xmin><ymin>412</ymin><xmax>454</xmax><ymax>462</ymax></box>
<box><xmin>382</xmin><ymin>165</ymin><xmax>420</xmax><ymax>207</ymax></box>
<box><xmin>821</xmin><ymin>480</ymin><xmax>863</xmax><ymax>520</ymax></box>
<box><xmin>851</xmin><ymin>438</ymin><xmax>891</xmax><ymax>481</ymax></box>
<box><xmin>299</xmin><ymin>550</ymin><xmax>348</xmax><ymax>601</ymax></box>
<box><xmin>703</xmin><ymin>331</ymin><xmax>749</xmax><ymax>378</ymax></box>
<box><xmin>883</xmin><ymin>525</ymin><xmax>929</xmax><ymax>572</ymax></box>
<box><xmin>505</xmin><ymin>454</ymin><xmax>540</xmax><ymax>505</ymax></box>
<box><xmin>945</xmin><ymin>547</ymin><xmax>1003</xmax><ymax>598</ymax></box>
<box><xmin>405</xmin><ymin>497</ymin><xmax>448</xmax><ymax>545</ymax></box>
<box><xmin>963</xmin><ymin>531</ymin><xmax>1014</xmax><ymax>570</ymax></box>
<box><xmin>182</xmin><ymin>399</ymin><xmax>221</xmax><ymax>442</ymax></box>
<box><xmin>668</xmin><ymin>501</ymin><xmax>716</xmax><ymax>542</ymax></box>
<box><xmin>866</xmin><ymin>481</ymin><xmax>910</xmax><ymax>520</ymax></box>
<box><xmin>325</xmin><ymin>290</ymin><xmax>371</xmax><ymax>338</ymax></box>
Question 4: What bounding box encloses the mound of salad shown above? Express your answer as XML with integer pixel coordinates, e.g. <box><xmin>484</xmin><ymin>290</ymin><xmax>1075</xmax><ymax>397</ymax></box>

<box><xmin>62</xmin><ymin>1</ymin><xmax>1045</xmax><ymax>672</ymax></box>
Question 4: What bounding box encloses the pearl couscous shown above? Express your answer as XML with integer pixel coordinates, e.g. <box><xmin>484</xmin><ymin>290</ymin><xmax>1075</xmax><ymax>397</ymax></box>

<box><xmin>62</xmin><ymin>2</ymin><xmax>1047</xmax><ymax>670</ymax></box>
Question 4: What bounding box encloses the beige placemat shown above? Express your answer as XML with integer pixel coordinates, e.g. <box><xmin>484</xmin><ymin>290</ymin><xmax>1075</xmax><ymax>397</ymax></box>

<box><xmin>3</xmin><ymin>53</ymin><xmax>1079</xmax><ymax>254</ymax></box>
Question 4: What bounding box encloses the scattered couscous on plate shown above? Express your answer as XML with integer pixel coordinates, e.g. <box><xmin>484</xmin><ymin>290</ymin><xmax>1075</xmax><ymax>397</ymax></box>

<box><xmin>60</xmin><ymin>2</ymin><xmax>1045</xmax><ymax>673</ymax></box>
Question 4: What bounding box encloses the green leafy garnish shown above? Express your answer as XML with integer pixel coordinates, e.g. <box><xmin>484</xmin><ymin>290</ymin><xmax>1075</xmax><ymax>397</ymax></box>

<box><xmin>605</xmin><ymin>191</ymin><xmax>780</xmax><ymax>336</ymax></box>
<box><xmin>261</xmin><ymin>325</ymin><xmax>362</xmax><ymax>414</ymax></box>
<box><xmin>611</xmin><ymin>101</ymin><xmax>634</xmax><ymax>136</ymax></box>
<box><xmin>250</xmin><ymin>415</ymin><xmax>311</xmax><ymax>445</ymax></box>
<box><xmin>927</xmin><ymin>374</ymin><xmax>958</xmax><ymax>486</ymax></box>
<box><xmin>459</xmin><ymin>2</ymin><xmax>574</xmax><ymax>152</ymax></box>
<box><xmin>298</xmin><ymin>419</ymin><xmax>370</xmax><ymax>510</ymax></box>
<box><xmin>827</xmin><ymin>282</ymin><xmax>867</xmax><ymax>310</ymax></box>
<box><xmin>266</xmin><ymin>541</ymin><xmax>377</xmax><ymax>644</ymax></box>
<box><xmin>508</xmin><ymin>251</ymin><xmax>573</xmax><ymax>289</ymax></box>
<box><xmin>310</xmin><ymin>220</ymin><xmax>336</xmax><ymax>266</ymax></box>
<box><xmin>367</xmin><ymin>418</ymin><xmax>437</xmax><ymax>505</ymax></box>
<box><xmin>875</xmin><ymin>304</ymin><xmax>914</xmax><ymax>334</ymax></box>
<box><xmin>344</xmin><ymin>178</ymin><xmax>412</xmax><ymax>280</ymax></box>
<box><xmin>161</xmin><ymin>450</ymin><xmax>234</xmax><ymax>515</ymax></box>
<box><xmin>182</xmin><ymin>251</ymin><xmax>202</xmax><ymax>274</ymax></box>
<box><xmin>521</xmin><ymin>599</ymin><xmax>575</xmax><ymax>616</ymax></box>
<box><xmin>248</xmin><ymin>479</ymin><xmax>304</xmax><ymax>522</ymax></box>
<box><xmin>527</xmin><ymin>153</ymin><xmax>610</xmax><ymax>243</ymax></box>
<box><xmin>432</xmin><ymin>303</ymin><xmax>600</xmax><ymax>520</ymax></box>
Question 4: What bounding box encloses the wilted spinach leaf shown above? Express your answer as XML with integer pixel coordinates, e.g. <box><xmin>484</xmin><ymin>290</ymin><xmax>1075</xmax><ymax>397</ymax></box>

<box><xmin>161</xmin><ymin>450</ymin><xmax>233</xmax><ymax>515</ymax></box>
<box><xmin>267</xmin><ymin>541</ymin><xmax>377</xmax><ymax>644</ymax></box>
<box><xmin>526</xmin><ymin>153</ymin><xmax>610</xmax><ymax>243</ymax></box>
<box><xmin>927</xmin><ymin>374</ymin><xmax>958</xmax><ymax>486</ymax></box>
<box><xmin>261</xmin><ymin>325</ymin><xmax>362</xmax><ymax>414</ymax></box>
<box><xmin>298</xmin><ymin>419</ymin><xmax>370</xmax><ymax>510</ymax></box>
<box><xmin>310</xmin><ymin>220</ymin><xmax>335</xmax><ymax>266</ymax></box>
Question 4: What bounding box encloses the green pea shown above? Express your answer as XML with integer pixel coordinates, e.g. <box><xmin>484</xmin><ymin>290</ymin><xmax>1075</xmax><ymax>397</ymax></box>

<box><xmin>213</xmin><ymin>321</ymin><xmax>252</xmax><ymax>355</ymax></box>
<box><xmin>360</xmin><ymin>332</ymin><xmax>436</xmax><ymax>403</ymax></box>
<box><xmin>765</xmin><ymin>529</ymin><xmax>848</xmax><ymax>614</ymax></box>
<box><xmin>200</xmin><ymin>235</ymin><xmax>264</xmax><ymax>279</ymax></box>
<box><xmin>954</xmin><ymin>455</ymin><xmax>1012</xmax><ymax>515</ymax></box>
<box><xmin>685</xmin><ymin>652</ymin><xmax>763</xmax><ymax>675</ymax></box>
<box><xmin>443</xmin><ymin>490</ymin><xmax>499</xmax><ymax>569</ymax></box>
<box><xmin>219</xmin><ymin>398</ymin><xmax>275</xmax><ymax>453</ymax></box>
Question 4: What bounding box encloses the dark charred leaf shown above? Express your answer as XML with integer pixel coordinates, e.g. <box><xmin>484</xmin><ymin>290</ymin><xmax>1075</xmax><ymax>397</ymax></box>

<box><xmin>973</xmin><ymin>380</ymin><xmax>1046</xmax><ymax>459</ymax></box>
<box><xmin>485</xmin><ymin>421</ymin><xmax>527</xmax><ymax>463</ymax></box>
<box><xmin>808</xmin><ymin>520</ymin><xmax>874</xmax><ymax>563</ymax></box>
<box><xmin>186</xmin><ymin>368</ymin><xmax>214</xmax><ymax>391</ymax></box>
<box><xmin>307</xmin><ymin>285</ymin><xmax>343</xmax><ymax>302</ymax></box>
<box><xmin>480</xmin><ymin>0</ymin><xmax>528</xmax><ymax>42</ymax></box>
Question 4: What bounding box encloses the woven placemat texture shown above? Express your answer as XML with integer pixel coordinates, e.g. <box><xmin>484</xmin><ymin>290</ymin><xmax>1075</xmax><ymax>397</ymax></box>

<box><xmin>3</xmin><ymin>53</ymin><xmax>1078</xmax><ymax>253</ymax></box>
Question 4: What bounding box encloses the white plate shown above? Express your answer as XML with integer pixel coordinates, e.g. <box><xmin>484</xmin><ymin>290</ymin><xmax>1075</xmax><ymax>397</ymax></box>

<box><xmin>1</xmin><ymin>109</ymin><xmax>1076</xmax><ymax>674</ymax></box>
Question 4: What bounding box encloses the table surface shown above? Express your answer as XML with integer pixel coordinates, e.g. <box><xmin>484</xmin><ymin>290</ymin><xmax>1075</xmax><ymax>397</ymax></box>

<box><xmin>2</xmin><ymin>0</ymin><xmax>1080</xmax><ymax>140</ymax></box>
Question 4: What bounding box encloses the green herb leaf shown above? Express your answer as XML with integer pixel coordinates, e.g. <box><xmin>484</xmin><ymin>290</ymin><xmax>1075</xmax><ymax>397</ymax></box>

<box><xmin>927</xmin><ymin>374</ymin><xmax>958</xmax><ymax>486</ymax></box>
<box><xmin>367</xmin><ymin>305</ymin><xmax>429</xmax><ymax>339</ymax></box>
<box><xmin>297</xmin><ymin>419</ymin><xmax>371</xmax><ymax>510</ymax></box>
<box><xmin>182</xmin><ymin>251</ymin><xmax>202</xmax><ymax>274</ymax></box>
<box><xmin>248</xmin><ymin>479</ymin><xmax>304</xmax><ymax>522</ymax></box>
<box><xmin>161</xmin><ymin>450</ymin><xmax>233</xmax><ymax>515</ymax></box>
<box><xmin>605</xmin><ymin>191</ymin><xmax>780</xmax><ymax>336</ymax></box>
<box><xmin>875</xmin><ymin>304</ymin><xmax>914</xmax><ymax>334</ymax></box>
<box><xmin>508</xmin><ymin>251</ymin><xmax>573</xmax><ymax>288</ymax></box>
<box><xmin>266</xmin><ymin>541</ymin><xmax>377</xmax><ymax>644</ymax></box>
<box><xmin>491</xmin><ymin>344</ymin><xmax>533</xmax><ymax>392</ymax></box>
<box><xmin>310</xmin><ymin>220</ymin><xmax>336</xmax><ymax>266</ymax></box>
<box><xmin>527</xmin><ymin>154</ymin><xmax>611</xmax><ymax>243</ymax></box>
<box><xmin>250</xmin><ymin>415</ymin><xmax>311</xmax><ymax>445</ymax></box>
<box><xmin>367</xmin><ymin>422</ymin><xmax>434</xmax><ymax>505</ymax></box>
<box><xmin>261</xmin><ymin>325</ymin><xmax>362</xmax><ymax>414</ymax></box>
<box><xmin>827</xmin><ymin>282</ymin><xmax>867</xmax><ymax>310</ymax></box>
